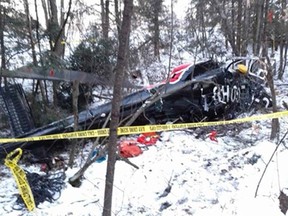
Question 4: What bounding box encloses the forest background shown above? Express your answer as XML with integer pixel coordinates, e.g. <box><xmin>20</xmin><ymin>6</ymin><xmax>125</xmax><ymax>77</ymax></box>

<box><xmin>1</xmin><ymin>0</ymin><xmax>288</xmax><ymax>117</ymax></box>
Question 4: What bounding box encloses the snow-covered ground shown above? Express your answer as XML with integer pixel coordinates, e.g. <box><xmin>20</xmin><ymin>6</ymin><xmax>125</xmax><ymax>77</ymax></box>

<box><xmin>1</xmin><ymin>104</ymin><xmax>288</xmax><ymax>216</ymax></box>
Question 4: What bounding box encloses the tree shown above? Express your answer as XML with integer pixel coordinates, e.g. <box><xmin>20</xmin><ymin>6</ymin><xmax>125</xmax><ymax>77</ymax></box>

<box><xmin>0</xmin><ymin>2</ymin><xmax>6</xmax><ymax>71</ymax></box>
<box><xmin>266</xmin><ymin>57</ymin><xmax>279</xmax><ymax>140</ymax></box>
<box><xmin>185</xmin><ymin>0</ymin><xmax>284</xmax><ymax>57</ymax></box>
<box><xmin>114</xmin><ymin>0</ymin><xmax>121</xmax><ymax>35</ymax></box>
<box><xmin>41</xmin><ymin>0</ymin><xmax>72</xmax><ymax>106</ymax></box>
<box><xmin>67</xmin><ymin>2</ymin><xmax>134</xmax><ymax>212</ymax></box>
<box><xmin>101</xmin><ymin>0</ymin><xmax>110</xmax><ymax>39</ymax></box>
<box><xmin>185</xmin><ymin>0</ymin><xmax>230</xmax><ymax>58</ymax></box>
<box><xmin>151</xmin><ymin>0</ymin><xmax>162</xmax><ymax>58</ymax></box>
<box><xmin>0</xmin><ymin>0</ymin><xmax>33</xmax><ymax>70</ymax></box>
<box><xmin>252</xmin><ymin>0</ymin><xmax>265</xmax><ymax>55</ymax></box>
<box><xmin>168</xmin><ymin>0</ymin><xmax>174</xmax><ymax>72</ymax></box>
<box><xmin>277</xmin><ymin>0</ymin><xmax>288</xmax><ymax>80</ymax></box>
<box><xmin>261</xmin><ymin>0</ymin><xmax>280</xmax><ymax>140</ymax></box>
<box><xmin>103</xmin><ymin>0</ymin><xmax>133</xmax><ymax>214</ymax></box>
<box><xmin>68</xmin><ymin>79</ymin><xmax>79</xmax><ymax>168</ymax></box>
<box><xmin>23</xmin><ymin>0</ymin><xmax>49</xmax><ymax>109</ymax></box>
<box><xmin>136</xmin><ymin>0</ymin><xmax>164</xmax><ymax>59</ymax></box>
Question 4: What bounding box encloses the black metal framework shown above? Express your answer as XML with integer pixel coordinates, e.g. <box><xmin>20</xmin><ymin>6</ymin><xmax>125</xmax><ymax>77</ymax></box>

<box><xmin>0</xmin><ymin>84</ymin><xmax>35</xmax><ymax>137</ymax></box>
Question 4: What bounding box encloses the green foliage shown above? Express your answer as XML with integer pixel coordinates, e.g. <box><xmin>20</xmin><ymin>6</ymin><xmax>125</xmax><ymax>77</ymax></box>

<box><xmin>56</xmin><ymin>36</ymin><xmax>117</xmax><ymax>111</ymax></box>
<box><xmin>69</xmin><ymin>37</ymin><xmax>117</xmax><ymax>77</ymax></box>
<box><xmin>56</xmin><ymin>82</ymin><xmax>92</xmax><ymax>112</ymax></box>
<box><xmin>46</xmin><ymin>20</ymin><xmax>61</xmax><ymax>41</ymax></box>
<box><xmin>29</xmin><ymin>98</ymin><xmax>69</xmax><ymax>127</ymax></box>
<box><xmin>136</xmin><ymin>0</ymin><xmax>166</xmax><ymax>28</ymax></box>
<box><xmin>131</xmin><ymin>0</ymin><xmax>171</xmax><ymax>64</ymax></box>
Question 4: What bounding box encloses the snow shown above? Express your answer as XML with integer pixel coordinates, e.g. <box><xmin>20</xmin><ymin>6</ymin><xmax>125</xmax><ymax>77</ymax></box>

<box><xmin>1</xmin><ymin>114</ymin><xmax>288</xmax><ymax>216</ymax></box>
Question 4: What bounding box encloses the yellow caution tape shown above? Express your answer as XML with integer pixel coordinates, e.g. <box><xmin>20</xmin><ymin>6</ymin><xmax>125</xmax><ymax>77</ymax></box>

<box><xmin>4</xmin><ymin>148</ymin><xmax>35</xmax><ymax>211</ymax></box>
<box><xmin>0</xmin><ymin>110</ymin><xmax>288</xmax><ymax>143</ymax></box>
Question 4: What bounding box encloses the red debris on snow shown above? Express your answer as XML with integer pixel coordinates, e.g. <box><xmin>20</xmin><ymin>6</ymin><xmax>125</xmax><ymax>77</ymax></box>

<box><xmin>137</xmin><ymin>132</ymin><xmax>160</xmax><ymax>145</ymax></box>
<box><xmin>209</xmin><ymin>130</ymin><xmax>218</xmax><ymax>142</ymax></box>
<box><xmin>119</xmin><ymin>140</ymin><xmax>143</xmax><ymax>158</ymax></box>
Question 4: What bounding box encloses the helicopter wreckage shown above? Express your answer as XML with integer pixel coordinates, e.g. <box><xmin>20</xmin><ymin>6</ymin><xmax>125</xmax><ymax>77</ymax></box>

<box><xmin>0</xmin><ymin>58</ymin><xmax>273</xmax><ymax>157</ymax></box>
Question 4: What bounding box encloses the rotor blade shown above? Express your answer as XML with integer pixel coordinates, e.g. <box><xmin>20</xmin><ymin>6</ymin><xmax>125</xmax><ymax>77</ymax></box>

<box><xmin>0</xmin><ymin>67</ymin><xmax>141</xmax><ymax>88</ymax></box>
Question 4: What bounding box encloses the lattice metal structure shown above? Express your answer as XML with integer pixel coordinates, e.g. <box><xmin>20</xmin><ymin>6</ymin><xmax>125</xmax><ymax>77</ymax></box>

<box><xmin>0</xmin><ymin>84</ymin><xmax>35</xmax><ymax>137</ymax></box>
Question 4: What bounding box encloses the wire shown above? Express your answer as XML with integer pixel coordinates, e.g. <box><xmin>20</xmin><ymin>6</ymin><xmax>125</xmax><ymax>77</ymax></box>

<box><xmin>13</xmin><ymin>170</ymin><xmax>66</xmax><ymax>210</ymax></box>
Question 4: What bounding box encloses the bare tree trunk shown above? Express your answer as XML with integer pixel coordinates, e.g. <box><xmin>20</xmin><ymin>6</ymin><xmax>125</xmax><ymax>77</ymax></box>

<box><xmin>68</xmin><ymin>80</ymin><xmax>79</xmax><ymax>167</ymax></box>
<box><xmin>47</xmin><ymin>0</ymin><xmax>71</xmax><ymax>107</ymax></box>
<box><xmin>48</xmin><ymin>0</ymin><xmax>61</xmax><ymax>107</ymax></box>
<box><xmin>24</xmin><ymin>0</ymin><xmax>37</xmax><ymax>65</ymax></box>
<box><xmin>153</xmin><ymin>0</ymin><xmax>161</xmax><ymax>59</ymax></box>
<box><xmin>231</xmin><ymin>0</ymin><xmax>236</xmax><ymax>51</ymax></box>
<box><xmin>198</xmin><ymin>2</ymin><xmax>207</xmax><ymax>56</ymax></box>
<box><xmin>0</xmin><ymin>6</ymin><xmax>6</xmax><ymax>71</ymax></box>
<box><xmin>101</xmin><ymin>0</ymin><xmax>105</xmax><ymax>36</ymax></box>
<box><xmin>262</xmin><ymin>0</ymin><xmax>269</xmax><ymax>54</ymax></box>
<box><xmin>278</xmin><ymin>40</ymin><xmax>285</xmax><ymax>78</ymax></box>
<box><xmin>236</xmin><ymin>0</ymin><xmax>243</xmax><ymax>55</ymax></box>
<box><xmin>34</xmin><ymin>0</ymin><xmax>49</xmax><ymax>106</ymax></box>
<box><xmin>266</xmin><ymin>57</ymin><xmax>279</xmax><ymax>140</ymax></box>
<box><xmin>41</xmin><ymin>0</ymin><xmax>49</xmax><ymax>28</ymax></box>
<box><xmin>261</xmin><ymin>0</ymin><xmax>279</xmax><ymax>139</ymax></box>
<box><xmin>212</xmin><ymin>0</ymin><xmax>239</xmax><ymax>55</ymax></box>
<box><xmin>24</xmin><ymin>0</ymin><xmax>44</xmax><ymax>113</ymax></box>
<box><xmin>0</xmin><ymin>5</ymin><xmax>8</xmax><ymax>87</ymax></box>
<box><xmin>243</xmin><ymin>0</ymin><xmax>251</xmax><ymax>55</ymax></box>
<box><xmin>105</xmin><ymin>0</ymin><xmax>110</xmax><ymax>38</ymax></box>
<box><xmin>60</xmin><ymin>0</ymin><xmax>65</xmax><ymax>54</ymax></box>
<box><xmin>168</xmin><ymin>0</ymin><xmax>174</xmax><ymax>72</ymax></box>
<box><xmin>281</xmin><ymin>44</ymin><xmax>288</xmax><ymax>78</ymax></box>
<box><xmin>278</xmin><ymin>0</ymin><xmax>288</xmax><ymax>80</ymax></box>
<box><xmin>223</xmin><ymin>0</ymin><xmax>229</xmax><ymax>50</ymax></box>
<box><xmin>253</xmin><ymin>0</ymin><xmax>264</xmax><ymax>55</ymax></box>
<box><xmin>103</xmin><ymin>0</ymin><xmax>133</xmax><ymax>215</ymax></box>
<box><xmin>101</xmin><ymin>0</ymin><xmax>110</xmax><ymax>39</ymax></box>
<box><xmin>0</xmin><ymin>4</ymin><xmax>7</xmax><ymax>85</ymax></box>
<box><xmin>114</xmin><ymin>0</ymin><xmax>121</xmax><ymax>35</ymax></box>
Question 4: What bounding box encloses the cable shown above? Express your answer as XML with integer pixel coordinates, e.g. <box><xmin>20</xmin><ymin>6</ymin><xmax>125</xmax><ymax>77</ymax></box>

<box><xmin>13</xmin><ymin>170</ymin><xmax>66</xmax><ymax>210</ymax></box>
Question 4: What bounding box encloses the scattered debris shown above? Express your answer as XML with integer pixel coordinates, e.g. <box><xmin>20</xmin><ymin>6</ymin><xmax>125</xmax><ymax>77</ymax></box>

<box><xmin>246</xmin><ymin>153</ymin><xmax>261</xmax><ymax>165</ymax></box>
<box><xmin>159</xmin><ymin>184</ymin><xmax>172</xmax><ymax>198</ymax></box>
<box><xmin>159</xmin><ymin>201</ymin><xmax>172</xmax><ymax>211</ymax></box>
<box><xmin>118</xmin><ymin>140</ymin><xmax>143</xmax><ymax>158</ymax></box>
<box><xmin>209</xmin><ymin>130</ymin><xmax>218</xmax><ymax>142</ymax></box>
<box><xmin>137</xmin><ymin>132</ymin><xmax>160</xmax><ymax>145</ymax></box>
<box><xmin>279</xmin><ymin>190</ymin><xmax>288</xmax><ymax>214</ymax></box>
